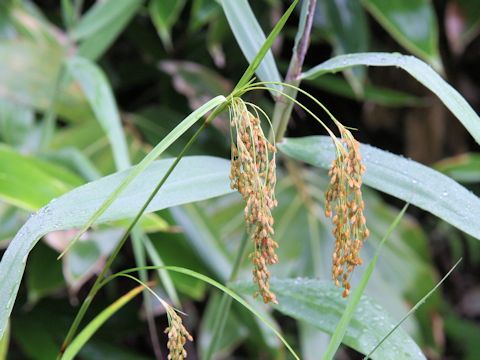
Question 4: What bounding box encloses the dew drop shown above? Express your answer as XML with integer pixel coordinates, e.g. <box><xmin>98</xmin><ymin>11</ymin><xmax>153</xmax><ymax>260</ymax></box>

<box><xmin>442</xmin><ymin>191</ymin><xmax>448</xmax><ymax>197</ymax></box>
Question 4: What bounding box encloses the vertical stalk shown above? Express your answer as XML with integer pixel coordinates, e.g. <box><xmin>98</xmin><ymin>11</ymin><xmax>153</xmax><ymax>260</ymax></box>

<box><xmin>270</xmin><ymin>0</ymin><xmax>317</xmax><ymax>142</ymax></box>
<box><xmin>59</xmin><ymin>104</ymin><xmax>226</xmax><ymax>357</ymax></box>
<box><xmin>204</xmin><ymin>233</ymin><xmax>249</xmax><ymax>360</ymax></box>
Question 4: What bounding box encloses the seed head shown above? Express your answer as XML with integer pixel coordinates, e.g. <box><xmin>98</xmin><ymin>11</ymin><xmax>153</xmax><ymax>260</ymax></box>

<box><xmin>325</xmin><ymin>127</ymin><xmax>369</xmax><ymax>296</ymax></box>
<box><xmin>164</xmin><ymin>308</ymin><xmax>193</xmax><ymax>360</ymax></box>
<box><xmin>229</xmin><ymin>98</ymin><xmax>279</xmax><ymax>304</ymax></box>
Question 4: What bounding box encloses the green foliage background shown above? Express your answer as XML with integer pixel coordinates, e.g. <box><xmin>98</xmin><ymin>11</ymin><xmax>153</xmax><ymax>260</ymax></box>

<box><xmin>0</xmin><ymin>0</ymin><xmax>480</xmax><ymax>359</ymax></box>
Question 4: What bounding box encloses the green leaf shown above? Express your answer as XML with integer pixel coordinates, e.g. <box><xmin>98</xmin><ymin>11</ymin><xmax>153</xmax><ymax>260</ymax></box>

<box><xmin>307</xmin><ymin>73</ymin><xmax>420</xmax><ymax>107</ymax></box>
<box><xmin>149</xmin><ymin>0</ymin><xmax>186</xmax><ymax>49</ymax></box>
<box><xmin>108</xmin><ymin>266</ymin><xmax>300</xmax><ymax>359</ymax></box>
<box><xmin>0</xmin><ymin>144</ymin><xmax>83</xmax><ymax>211</ymax></box>
<box><xmin>302</xmin><ymin>53</ymin><xmax>480</xmax><ymax>145</ymax></box>
<box><xmin>65</xmin><ymin>57</ymin><xmax>130</xmax><ymax>171</ymax></box>
<box><xmin>279</xmin><ymin>136</ymin><xmax>480</xmax><ymax>240</ymax></box>
<box><xmin>62</xmin><ymin>285</ymin><xmax>144</xmax><ymax>360</ymax></box>
<box><xmin>78</xmin><ymin>1</ymin><xmax>142</xmax><ymax>60</ymax></box>
<box><xmin>71</xmin><ymin>0</ymin><xmax>141</xmax><ymax>41</ymax></box>
<box><xmin>64</xmin><ymin>94</ymin><xmax>225</xmax><ymax>255</ymax></box>
<box><xmin>362</xmin><ymin>0</ymin><xmax>441</xmax><ymax>69</ymax></box>
<box><xmin>233</xmin><ymin>278</ymin><xmax>424</xmax><ymax>360</ymax></box>
<box><xmin>0</xmin><ymin>155</ymin><xmax>233</xmax><ymax>339</ymax></box>
<box><xmin>221</xmin><ymin>0</ymin><xmax>295</xmax><ymax>91</ymax></box>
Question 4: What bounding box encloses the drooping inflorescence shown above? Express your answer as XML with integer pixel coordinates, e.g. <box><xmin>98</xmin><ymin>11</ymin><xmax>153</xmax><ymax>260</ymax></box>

<box><xmin>164</xmin><ymin>308</ymin><xmax>194</xmax><ymax>360</ymax></box>
<box><xmin>325</xmin><ymin>127</ymin><xmax>369</xmax><ymax>297</ymax></box>
<box><xmin>229</xmin><ymin>98</ymin><xmax>279</xmax><ymax>304</ymax></box>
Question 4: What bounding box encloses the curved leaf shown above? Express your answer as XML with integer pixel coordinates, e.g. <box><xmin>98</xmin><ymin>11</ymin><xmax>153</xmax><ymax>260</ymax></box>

<box><xmin>362</xmin><ymin>0</ymin><xmax>440</xmax><ymax>69</ymax></box>
<box><xmin>71</xmin><ymin>0</ymin><xmax>141</xmax><ymax>41</ymax></box>
<box><xmin>221</xmin><ymin>0</ymin><xmax>284</xmax><ymax>90</ymax></box>
<box><xmin>233</xmin><ymin>278</ymin><xmax>425</xmax><ymax>360</ymax></box>
<box><xmin>279</xmin><ymin>136</ymin><xmax>480</xmax><ymax>240</ymax></box>
<box><xmin>66</xmin><ymin>57</ymin><xmax>130</xmax><ymax>171</ymax></box>
<box><xmin>0</xmin><ymin>155</ymin><xmax>233</xmax><ymax>338</ymax></box>
<box><xmin>302</xmin><ymin>53</ymin><xmax>480</xmax><ymax>145</ymax></box>
<box><xmin>62</xmin><ymin>285</ymin><xmax>144</xmax><ymax>360</ymax></box>
<box><xmin>0</xmin><ymin>144</ymin><xmax>83</xmax><ymax>210</ymax></box>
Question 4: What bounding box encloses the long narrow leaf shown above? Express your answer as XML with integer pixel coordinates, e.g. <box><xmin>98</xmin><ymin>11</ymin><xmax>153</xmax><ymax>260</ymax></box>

<box><xmin>301</xmin><ymin>53</ymin><xmax>480</xmax><ymax>145</ymax></box>
<box><xmin>62</xmin><ymin>285</ymin><xmax>144</xmax><ymax>360</ymax></box>
<box><xmin>233</xmin><ymin>278</ymin><xmax>423</xmax><ymax>360</ymax></box>
<box><xmin>59</xmin><ymin>95</ymin><xmax>225</xmax><ymax>258</ymax></box>
<box><xmin>364</xmin><ymin>258</ymin><xmax>462</xmax><ymax>359</ymax></box>
<box><xmin>228</xmin><ymin>0</ymin><xmax>300</xmax><ymax>93</ymax></box>
<box><xmin>279</xmin><ymin>136</ymin><xmax>480</xmax><ymax>240</ymax></box>
<box><xmin>221</xmin><ymin>0</ymin><xmax>283</xmax><ymax>91</ymax></box>
<box><xmin>105</xmin><ymin>266</ymin><xmax>301</xmax><ymax>360</ymax></box>
<box><xmin>71</xmin><ymin>0</ymin><xmax>141</xmax><ymax>41</ymax></box>
<box><xmin>0</xmin><ymin>155</ymin><xmax>233</xmax><ymax>338</ymax></box>
<box><xmin>66</xmin><ymin>57</ymin><xmax>130</xmax><ymax>171</ymax></box>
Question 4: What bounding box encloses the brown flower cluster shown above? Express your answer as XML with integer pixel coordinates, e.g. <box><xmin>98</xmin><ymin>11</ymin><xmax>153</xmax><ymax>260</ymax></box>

<box><xmin>325</xmin><ymin>128</ymin><xmax>369</xmax><ymax>297</ymax></box>
<box><xmin>229</xmin><ymin>99</ymin><xmax>279</xmax><ymax>304</ymax></box>
<box><xmin>164</xmin><ymin>309</ymin><xmax>193</xmax><ymax>360</ymax></box>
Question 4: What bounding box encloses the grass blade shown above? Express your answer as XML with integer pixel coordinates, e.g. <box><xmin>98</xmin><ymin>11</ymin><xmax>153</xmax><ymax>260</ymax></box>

<box><xmin>58</xmin><ymin>95</ymin><xmax>225</xmax><ymax>258</ymax></box>
<box><xmin>0</xmin><ymin>155</ymin><xmax>233</xmax><ymax>339</ymax></box>
<box><xmin>70</xmin><ymin>0</ymin><xmax>141</xmax><ymax>41</ymax></box>
<box><xmin>61</xmin><ymin>285</ymin><xmax>144</xmax><ymax>360</ymax></box>
<box><xmin>301</xmin><ymin>53</ymin><xmax>480</xmax><ymax>145</ymax></box>
<box><xmin>279</xmin><ymin>136</ymin><xmax>480</xmax><ymax>240</ymax></box>
<box><xmin>221</xmin><ymin>0</ymin><xmax>283</xmax><ymax>92</ymax></box>
<box><xmin>229</xmin><ymin>0</ymin><xmax>300</xmax><ymax>93</ymax></box>
<box><xmin>232</xmin><ymin>277</ymin><xmax>423</xmax><ymax>360</ymax></box>
<box><xmin>65</xmin><ymin>57</ymin><xmax>130</xmax><ymax>171</ymax></box>
<box><xmin>104</xmin><ymin>266</ymin><xmax>301</xmax><ymax>360</ymax></box>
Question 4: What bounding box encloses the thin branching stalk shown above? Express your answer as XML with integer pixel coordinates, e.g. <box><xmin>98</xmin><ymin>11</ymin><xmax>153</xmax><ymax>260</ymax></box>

<box><xmin>204</xmin><ymin>233</ymin><xmax>249</xmax><ymax>360</ymax></box>
<box><xmin>59</xmin><ymin>103</ymin><xmax>227</xmax><ymax>356</ymax></box>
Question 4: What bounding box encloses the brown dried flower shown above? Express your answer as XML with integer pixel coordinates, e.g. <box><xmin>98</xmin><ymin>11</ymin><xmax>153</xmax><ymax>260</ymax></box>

<box><xmin>164</xmin><ymin>308</ymin><xmax>193</xmax><ymax>360</ymax></box>
<box><xmin>229</xmin><ymin>98</ymin><xmax>279</xmax><ymax>304</ymax></box>
<box><xmin>325</xmin><ymin>127</ymin><xmax>369</xmax><ymax>297</ymax></box>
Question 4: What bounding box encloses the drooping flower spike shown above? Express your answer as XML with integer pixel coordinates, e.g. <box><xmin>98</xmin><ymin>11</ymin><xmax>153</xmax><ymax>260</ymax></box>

<box><xmin>164</xmin><ymin>307</ymin><xmax>194</xmax><ymax>360</ymax></box>
<box><xmin>228</xmin><ymin>97</ymin><xmax>279</xmax><ymax>304</ymax></box>
<box><xmin>237</xmin><ymin>81</ymin><xmax>369</xmax><ymax>297</ymax></box>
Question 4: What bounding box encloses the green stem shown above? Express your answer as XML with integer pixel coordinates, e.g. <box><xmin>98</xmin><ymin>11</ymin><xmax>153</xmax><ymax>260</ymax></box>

<box><xmin>59</xmin><ymin>104</ymin><xmax>226</xmax><ymax>357</ymax></box>
<box><xmin>204</xmin><ymin>233</ymin><xmax>249</xmax><ymax>360</ymax></box>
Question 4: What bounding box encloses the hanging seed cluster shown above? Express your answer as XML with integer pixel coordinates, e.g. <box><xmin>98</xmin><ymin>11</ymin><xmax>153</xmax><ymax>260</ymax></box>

<box><xmin>325</xmin><ymin>128</ymin><xmax>369</xmax><ymax>297</ymax></box>
<box><xmin>164</xmin><ymin>309</ymin><xmax>193</xmax><ymax>360</ymax></box>
<box><xmin>229</xmin><ymin>99</ymin><xmax>279</xmax><ymax>304</ymax></box>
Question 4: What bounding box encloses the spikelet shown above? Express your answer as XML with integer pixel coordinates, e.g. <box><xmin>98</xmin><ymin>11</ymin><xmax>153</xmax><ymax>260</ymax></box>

<box><xmin>325</xmin><ymin>127</ymin><xmax>369</xmax><ymax>297</ymax></box>
<box><xmin>164</xmin><ymin>308</ymin><xmax>193</xmax><ymax>360</ymax></box>
<box><xmin>229</xmin><ymin>98</ymin><xmax>279</xmax><ymax>304</ymax></box>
